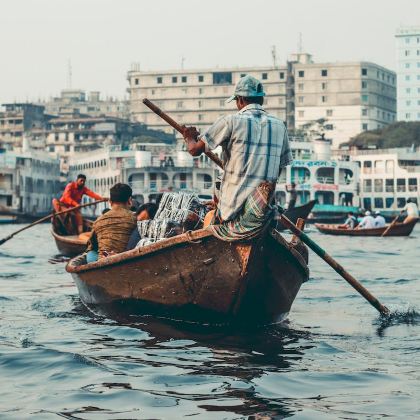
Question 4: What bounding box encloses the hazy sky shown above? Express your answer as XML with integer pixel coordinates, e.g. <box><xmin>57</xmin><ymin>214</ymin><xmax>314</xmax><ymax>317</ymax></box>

<box><xmin>1</xmin><ymin>0</ymin><xmax>419</xmax><ymax>103</ymax></box>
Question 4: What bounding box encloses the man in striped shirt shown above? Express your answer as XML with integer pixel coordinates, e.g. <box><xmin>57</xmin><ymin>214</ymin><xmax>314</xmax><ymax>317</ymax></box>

<box><xmin>184</xmin><ymin>75</ymin><xmax>293</xmax><ymax>240</ymax></box>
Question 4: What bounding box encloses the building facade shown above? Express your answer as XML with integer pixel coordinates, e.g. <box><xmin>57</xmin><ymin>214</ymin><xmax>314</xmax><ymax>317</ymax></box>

<box><xmin>395</xmin><ymin>26</ymin><xmax>420</xmax><ymax>121</ymax></box>
<box><xmin>127</xmin><ymin>54</ymin><xmax>396</xmax><ymax>148</ymax></box>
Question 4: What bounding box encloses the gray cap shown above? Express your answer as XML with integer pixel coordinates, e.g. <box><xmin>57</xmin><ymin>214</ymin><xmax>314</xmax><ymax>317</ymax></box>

<box><xmin>226</xmin><ymin>75</ymin><xmax>265</xmax><ymax>103</ymax></box>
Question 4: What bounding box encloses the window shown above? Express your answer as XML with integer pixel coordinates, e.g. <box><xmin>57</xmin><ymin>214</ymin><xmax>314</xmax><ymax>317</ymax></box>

<box><xmin>64</xmin><ymin>145</ymin><xmax>70</xmax><ymax>152</ymax></box>
<box><xmin>198</xmin><ymin>114</ymin><xmax>203</xmax><ymax>121</ymax></box>
<box><xmin>362</xmin><ymin>108</ymin><xmax>368</xmax><ymax>116</ymax></box>
<box><xmin>397</xmin><ymin>178</ymin><xmax>406</xmax><ymax>192</ymax></box>
<box><xmin>135</xmin><ymin>78</ymin><xmax>139</xmax><ymax>85</ymax></box>
<box><xmin>240</xmin><ymin>73</ymin><xmax>246</xmax><ymax>78</ymax></box>
<box><xmin>374</xmin><ymin>198</ymin><xmax>384</xmax><ymax>208</ymax></box>
<box><xmin>361</xmin><ymin>68</ymin><xmax>368</xmax><ymax>76</ymax></box>
<box><xmin>176</xmin><ymin>101</ymin><xmax>183</xmax><ymax>109</ymax></box>
<box><xmin>326</xmin><ymin>109</ymin><xmax>333</xmax><ymax>116</ymax></box>
<box><xmin>262</xmin><ymin>72</ymin><xmax>268</xmax><ymax>80</ymax></box>
<box><xmin>212</xmin><ymin>72</ymin><xmax>232</xmax><ymax>85</ymax></box>
<box><xmin>362</xmin><ymin>94</ymin><xmax>368</xmax><ymax>102</ymax></box>
<box><xmin>362</xmin><ymin>123</ymin><xmax>368</xmax><ymax>131</ymax></box>
<box><xmin>198</xmin><ymin>100</ymin><xmax>202</xmax><ymax>108</ymax></box>
<box><xmin>157</xmin><ymin>76</ymin><xmax>162</xmax><ymax>84</ymax></box>
<box><xmin>408</xmin><ymin>178</ymin><xmax>417</xmax><ymax>192</ymax></box>
<box><xmin>321</xmin><ymin>96</ymin><xmax>327</xmax><ymax>103</ymax></box>
<box><xmin>397</xmin><ymin>197</ymin><xmax>406</xmax><ymax>208</ymax></box>
<box><xmin>298</xmin><ymin>83</ymin><xmax>304</xmax><ymax>90</ymax></box>
<box><xmin>405</xmin><ymin>75</ymin><xmax>410</xmax><ymax>81</ymax></box>
<box><xmin>363</xmin><ymin>179</ymin><xmax>372</xmax><ymax>192</ymax></box>
<box><xmin>363</xmin><ymin>198</ymin><xmax>372</xmax><ymax>209</ymax></box>
<box><xmin>405</xmin><ymin>50</ymin><xmax>410</xmax><ymax>56</ymax></box>
<box><xmin>362</xmin><ymin>81</ymin><xmax>368</xmax><ymax>89</ymax></box>
<box><xmin>406</xmin><ymin>113</ymin><xmax>411</xmax><ymax>119</ymax></box>
<box><xmin>406</xmin><ymin>100</ymin><xmax>411</xmax><ymax>106</ymax></box>
<box><xmin>321</xmin><ymin>82</ymin><xmax>327</xmax><ymax>90</ymax></box>
<box><xmin>55</xmin><ymin>133</ymin><xmax>59</xmax><ymax>141</ymax></box>
<box><xmin>385</xmin><ymin>160</ymin><xmax>394</xmax><ymax>173</ymax></box>
<box><xmin>385</xmin><ymin>179</ymin><xmax>394</xmax><ymax>192</ymax></box>
<box><xmin>406</xmin><ymin>88</ymin><xmax>411</xmax><ymax>94</ymax></box>
<box><xmin>385</xmin><ymin>198</ymin><xmax>394</xmax><ymax>208</ymax></box>
<box><xmin>298</xmin><ymin>96</ymin><xmax>304</xmax><ymax>103</ymax></box>
<box><xmin>172</xmin><ymin>76</ymin><xmax>178</xmax><ymax>83</ymax></box>
<box><xmin>198</xmin><ymin>75</ymin><xmax>204</xmax><ymax>82</ymax></box>
<box><xmin>405</xmin><ymin>63</ymin><xmax>411</xmax><ymax>68</ymax></box>
<box><xmin>321</xmin><ymin>69</ymin><xmax>328</xmax><ymax>77</ymax></box>
<box><xmin>405</xmin><ymin>38</ymin><xmax>410</xmax><ymax>44</ymax></box>
<box><xmin>279</xmin><ymin>72</ymin><xmax>285</xmax><ymax>79</ymax></box>
<box><xmin>298</xmin><ymin>110</ymin><xmax>304</xmax><ymax>118</ymax></box>
<box><xmin>219</xmin><ymin>100</ymin><xmax>225</xmax><ymax>107</ymax></box>
<box><xmin>325</xmin><ymin>124</ymin><xmax>333</xmax><ymax>130</ymax></box>
<box><xmin>298</xmin><ymin>70</ymin><xmax>305</xmax><ymax>77</ymax></box>
<box><xmin>181</xmin><ymin>76</ymin><xmax>187</xmax><ymax>83</ymax></box>
<box><xmin>374</xmin><ymin>179</ymin><xmax>383</xmax><ymax>192</ymax></box>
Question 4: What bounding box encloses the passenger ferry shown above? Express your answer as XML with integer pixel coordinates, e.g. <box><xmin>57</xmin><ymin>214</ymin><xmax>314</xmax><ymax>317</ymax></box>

<box><xmin>0</xmin><ymin>142</ymin><xmax>61</xmax><ymax>221</ymax></box>
<box><xmin>334</xmin><ymin>146</ymin><xmax>419</xmax><ymax>218</ymax></box>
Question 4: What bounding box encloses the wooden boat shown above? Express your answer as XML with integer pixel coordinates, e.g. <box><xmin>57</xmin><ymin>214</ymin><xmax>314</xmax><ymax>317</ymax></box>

<box><xmin>315</xmin><ymin>219</ymin><xmax>418</xmax><ymax>236</ymax></box>
<box><xmin>277</xmin><ymin>200</ymin><xmax>317</xmax><ymax>230</ymax></box>
<box><xmin>66</xmin><ymin>228</ymin><xmax>309</xmax><ymax>324</ymax></box>
<box><xmin>51</xmin><ymin>218</ymin><xmax>92</xmax><ymax>256</ymax></box>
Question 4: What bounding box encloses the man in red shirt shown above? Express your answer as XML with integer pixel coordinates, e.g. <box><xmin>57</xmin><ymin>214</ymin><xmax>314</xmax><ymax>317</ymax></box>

<box><xmin>52</xmin><ymin>174</ymin><xmax>105</xmax><ymax>235</ymax></box>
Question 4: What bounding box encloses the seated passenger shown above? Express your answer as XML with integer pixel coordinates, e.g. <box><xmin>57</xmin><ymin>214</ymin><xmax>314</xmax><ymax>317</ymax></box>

<box><xmin>340</xmin><ymin>211</ymin><xmax>356</xmax><ymax>229</ymax></box>
<box><xmin>357</xmin><ymin>210</ymin><xmax>375</xmax><ymax>229</ymax></box>
<box><xmin>374</xmin><ymin>211</ymin><xmax>386</xmax><ymax>228</ymax></box>
<box><xmin>126</xmin><ymin>203</ymin><xmax>158</xmax><ymax>251</ymax></box>
<box><xmin>86</xmin><ymin>183</ymin><xmax>137</xmax><ymax>262</ymax></box>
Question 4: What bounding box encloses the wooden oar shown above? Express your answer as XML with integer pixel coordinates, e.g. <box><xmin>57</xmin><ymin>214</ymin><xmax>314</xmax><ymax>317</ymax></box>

<box><xmin>279</xmin><ymin>214</ymin><xmax>389</xmax><ymax>315</ymax></box>
<box><xmin>381</xmin><ymin>211</ymin><xmax>403</xmax><ymax>237</ymax></box>
<box><xmin>142</xmin><ymin>98</ymin><xmax>390</xmax><ymax>316</ymax></box>
<box><xmin>143</xmin><ymin>98</ymin><xmax>225</xmax><ymax>169</ymax></box>
<box><xmin>0</xmin><ymin>199</ymin><xmax>107</xmax><ymax>245</ymax></box>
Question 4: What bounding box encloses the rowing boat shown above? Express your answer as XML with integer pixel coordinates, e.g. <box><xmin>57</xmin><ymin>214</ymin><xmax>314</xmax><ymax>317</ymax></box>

<box><xmin>66</xmin><ymin>228</ymin><xmax>309</xmax><ymax>324</ymax></box>
<box><xmin>315</xmin><ymin>219</ymin><xmax>418</xmax><ymax>236</ymax></box>
<box><xmin>51</xmin><ymin>219</ymin><xmax>92</xmax><ymax>256</ymax></box>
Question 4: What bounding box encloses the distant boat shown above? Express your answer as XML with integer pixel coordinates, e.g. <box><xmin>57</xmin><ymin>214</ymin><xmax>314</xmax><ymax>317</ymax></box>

<box><xmin>51</xmin><ymin>218</ymin><xmax>91</xmax><ymax>256</ymax></box>
<box><xmin>308</xmin><ymin>204</ymin><xmax>360</xmax><ymax>224</ymax></box>
<box><xmin>66</xmin><ymin>228</ymin><xmax>309</xmax><ymax>324</ymax></box>
<box><xmin>315</xmin><ymin>219</ymin><xmax>417</xmax><ymax>237</ymax></box>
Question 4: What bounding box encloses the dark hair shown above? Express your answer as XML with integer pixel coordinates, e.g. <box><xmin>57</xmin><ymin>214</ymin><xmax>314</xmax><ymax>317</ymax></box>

<box><xmin>77</xmin><ymin>174</ymin><xmax>86</xmax><ymax>180</ymax></box>
<box><xmin>110</xmin><ymin>183</ymin><xmax>132</xmax><ymax>203</ymax></box>
<box><xmin>348</xmin><ymin>211</ymin><xmax>354</xmax><ymax>216</ymax></box>
<box><xmin>136</xmin><ymin>202</ymin><xmax>158</xmax><ymax>219</ymax></box>
<box><xmin>240</xmin><ymin>96</ymin><xmax>264</xmax><ymax>105</ymax></box>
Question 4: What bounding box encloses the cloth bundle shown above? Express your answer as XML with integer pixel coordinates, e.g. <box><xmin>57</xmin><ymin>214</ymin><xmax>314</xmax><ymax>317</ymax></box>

<box><xmin>135</xmin><ymin>192</ymin><xmax>208</xmax><ymax>248</ymax></box>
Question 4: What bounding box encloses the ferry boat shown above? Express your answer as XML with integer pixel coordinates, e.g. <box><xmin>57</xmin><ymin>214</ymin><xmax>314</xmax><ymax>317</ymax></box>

<box><xmin>334</xmin><ymin>146</ymin><xmax>419</xmax><ymax>220</ymax></box>
<box><xmin>0</xmin><ymin>145</ymin><xmax>61</xmax><ymax>222</ymax></box>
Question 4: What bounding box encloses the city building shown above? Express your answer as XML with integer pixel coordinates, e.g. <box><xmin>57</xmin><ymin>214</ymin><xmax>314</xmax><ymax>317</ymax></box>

<box><xmin>0</xmin><ymin>145</ymin><xmax>60</xmax><ymax>218</ymax></box>
<box><xmin>334</xmin><ymin>146</ymin><xmax>419</xmax><ymax>215</ymax></box>
<box><xmin>395</xmin><ymin>26</ymin><xmax>420</xmax><ymax>121</ymax></box>
<box><xmin>0</xmin><ymin>103</ymin><xmax>46</xmax><ymax>148</ymax></box>
<box><xmin>40</xmin><ymin>89</ymin><xmax>129</xmax><ymax>119</ymax></box>
<box><xmin>293</xmin><ymin>58</ymin><xmax>397</xmax><ymax>146</ymax></box>
<box><xmin>127</xmin><ymin>54</ymin><xmax>396</xmax><ymax>148</ymax></box>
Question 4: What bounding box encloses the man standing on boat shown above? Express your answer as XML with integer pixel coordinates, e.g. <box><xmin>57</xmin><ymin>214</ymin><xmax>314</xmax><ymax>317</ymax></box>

<box><xmin>286</xmin><ymin>182</ymin><xmax>298</xmax><ymax>210</ymax></box>
<box><xmin>183</xmin><ymin>75</ymin><xmax>293</xmax><ymax>240</ymax></box>
<box><xmin>52</xmin><ymin>174</ymin><xmax>106</xmax><ymax>235</ymax></box>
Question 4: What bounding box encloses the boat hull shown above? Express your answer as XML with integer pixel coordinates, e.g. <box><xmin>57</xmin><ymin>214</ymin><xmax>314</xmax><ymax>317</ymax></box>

<box><xmin>67</xmin><ymin>229</ymin><xmax>309</xmax><ymax>324</ymax></box>
<box><xmin>315</xmin><ymin>219</ymin><xmax>418</xmax><ymax>236</ymax></box>
<box><xmin>276</xmin><ymin>200</ymin><xmax>317</xmax><ymax>230</ymax></box>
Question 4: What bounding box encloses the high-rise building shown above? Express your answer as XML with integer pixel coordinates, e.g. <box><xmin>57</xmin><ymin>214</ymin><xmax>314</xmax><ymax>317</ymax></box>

<box><xmin>395</xmin><ymin>26</ymin><xmax>420</xmax><ymax>121</ymax></box>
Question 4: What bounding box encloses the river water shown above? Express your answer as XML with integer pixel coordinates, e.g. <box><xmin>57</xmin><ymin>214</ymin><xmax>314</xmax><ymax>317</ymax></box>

<box><xmin>0</xmin><ymin>224</ymin><xmax>419</xmax><ymax>419</ymax></box>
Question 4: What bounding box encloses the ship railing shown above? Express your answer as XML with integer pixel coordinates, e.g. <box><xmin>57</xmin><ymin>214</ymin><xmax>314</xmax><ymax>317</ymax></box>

<box><xmin>315</xmin><ymin>176</ymin><xmax>335</xmax><ymax>184</ymax></box>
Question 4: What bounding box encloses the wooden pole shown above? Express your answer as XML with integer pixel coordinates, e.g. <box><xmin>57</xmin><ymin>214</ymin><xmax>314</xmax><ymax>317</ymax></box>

<box><xmin>381</xmin><ymin>211</ymin><xmax>402</xmax><ymax>237</ymax></box>
<box><xmin>142</xmin><ymin>98</ymin><xmax>225</xmax><ymax>170</ymax></box>
<box><xmin>0</xmin><ymin>199</ymin><xmax>107</xmax><ymax>245</ymax></box>
<box><xmin>279</xmin><ymin>214</ymin><xmax>389</xmax><ymax>315</ymax></box>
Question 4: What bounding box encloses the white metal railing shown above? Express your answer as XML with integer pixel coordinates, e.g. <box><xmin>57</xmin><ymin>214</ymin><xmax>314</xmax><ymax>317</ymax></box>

<box><xmin>316</xmin><ymin>176</ymin><xmax>335</xmax><ymax>184</ymax></box>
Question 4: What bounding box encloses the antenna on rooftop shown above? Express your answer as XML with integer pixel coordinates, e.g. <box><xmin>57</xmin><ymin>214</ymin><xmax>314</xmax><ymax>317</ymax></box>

<box><xmin>271</xmin><ymin>45</ymin><xmax>277</xmax><ymax>68</ymax></box>
<box><xmin>181</xmin><ymin>56</ymin><xmax>185</xmax><ymax>69</ymax></box>
<box><xmin>298</xmin><ymin>32</ymin><xmax>303</xmax><ymax>53</ymax></box>
<box><xmin>67</xmin><ymin>59</ymin><xmax>72</xmax><ymax>89</ymax></box>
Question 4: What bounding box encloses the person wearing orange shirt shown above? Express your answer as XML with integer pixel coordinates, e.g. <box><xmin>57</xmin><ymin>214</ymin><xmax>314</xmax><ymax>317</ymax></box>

<box><xmin>52</xmin><ymin>174</ymin><xmax>106</xmax><ymax>234</ymax></box>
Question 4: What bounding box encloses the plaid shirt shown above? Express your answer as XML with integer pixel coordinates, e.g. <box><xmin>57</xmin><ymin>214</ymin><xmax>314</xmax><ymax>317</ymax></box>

<box><xmin>201</xmin><ymin>104</ymin><xmax>292</xmax><ymax>221</ymax></box>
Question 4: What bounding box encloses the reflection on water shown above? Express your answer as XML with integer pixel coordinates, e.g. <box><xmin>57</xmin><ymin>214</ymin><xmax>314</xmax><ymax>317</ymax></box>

<box><xmin>0</xmin><ymin>224</ymin><xmax>419</xmax><ymax>418</ymax></box>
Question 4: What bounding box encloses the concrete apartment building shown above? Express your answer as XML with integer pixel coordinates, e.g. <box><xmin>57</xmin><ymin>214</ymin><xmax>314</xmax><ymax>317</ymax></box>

<box><xmin>294</xmin><ymin>59</ymin><xmax>397</xmax><ymax>146</ymax></box>
<box><xmin>0</xmin><ymin>104</ymin><xmax>46</xmax><ymax>148</ymax></box>
<box><xmin>40</xmin><ymin>89</ymin><xmax>129</xmax><ymax>120</ymax></box>
<box><xmin>127</xmin><ymin>53</ymin><xmax>396</xmax><ymax>148</ymax></box>
<box><xmin>395</xmin><ymin>26</ymin><xmax>420</xmax><ymax>121</ymax></box>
